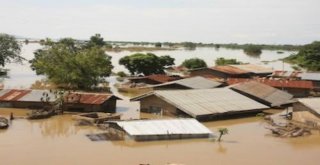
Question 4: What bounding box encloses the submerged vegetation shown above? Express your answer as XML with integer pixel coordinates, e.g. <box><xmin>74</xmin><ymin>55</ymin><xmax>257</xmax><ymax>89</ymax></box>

<box><xmin>0</xmin><ymin>33</ymin><xmax>24</xmax><ymax>68</ymax></box>
<box><xmin>119</xmin><ymin>53</ymin><xmax>175</xmax><ymax>75</ymax></box>
<box><xmin>284</xmin><ymin>41</ymin><xmax>320</xmax><ymax>71</ymax></box>
<box><xmin>29</xmin><ymin>35</ymin><xmax>113</xmax><ymax>89</ymax></box>
<box><xmin>181</xmin><ymin>58</ymin><xmax>207</xmax><ymax>69</ymax></box>
<box><xmin>243</xmin><ymin>44</ymin><xmax>262</xmax><ymax>56</ymax></box>
<box><xmin>215</xmin><ymin>57</ymin><xmax>242</xmax><ymax>66</ymax></box>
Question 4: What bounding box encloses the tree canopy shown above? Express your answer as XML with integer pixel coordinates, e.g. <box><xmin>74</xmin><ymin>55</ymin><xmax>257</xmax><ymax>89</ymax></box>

<box><xmin>243</xmin><ymin>44</ymin><xmax>262</xmax><ymax>56</ymax></box>
<box><xmin>284</xmin><ymin>41</ymin><xmax>320</xmax><ymax>71</ymax></box>
<box><xmin>119</xmin><ymin>53</ymin><xmax>174</xmax><ymax>75</ymax></box>
<box><xmin>30</xmin><ymin>36</ymin><xmax>113</xmax><ymax>89</ymax></box>
<box><xmin>215</xmin><ymin>57</ymin><xmax>242</xmax><ymax>66</ymax></box>
<box><xmin>181</xmin><ymin>58</ymin><xmax>207</xmax><ymax>69</ymax></box>
<box><xmin>0</xmin><ymin>33</ymin><xmax>24</xmax><ymax>67</ymax></box>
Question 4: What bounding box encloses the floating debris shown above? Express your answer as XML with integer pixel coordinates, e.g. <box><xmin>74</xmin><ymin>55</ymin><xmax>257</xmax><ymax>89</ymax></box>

<box><xmin>0</xmin><ymin>117</ymin><xmax>9</xmax><ymax>129</ymax></box>
<box><xmin>86</xmin><ymin>133</ymin><xmax>124</xmax><ymax>141</ymax></box>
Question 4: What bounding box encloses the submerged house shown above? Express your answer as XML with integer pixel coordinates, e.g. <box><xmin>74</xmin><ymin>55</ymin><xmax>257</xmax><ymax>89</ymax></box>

<box><xmin>128</xmin><ymin>74</ymin><xmax>181</xmax><ymax>85</ymax></box>
<box><xmin>0</xmin><ymin>89</ymin><xmax>56</xmax><ymax>109</ymax></box>
<box><xmin>151</xmin><ymin>76</ymin><xmax>222</xmax><ymax>90</ymax></box>
<box><xmin>108</xmin><ymin>119</ymin><xmax>213</xmax><ymax>141</ymax></box>
<box><xmin>301</xmin><ymin>73</ymin><xmax>320</xmax><ymax>92</ymax></box>
<box><xmin>189</xmin><ymin>64</ymin><xmax>273</xmax><ymax>80</ymax></box>
<box><xmin>63</xmin><ymin>92</ymin><xmax>120</xmax><ymax>113</ymax></box>
<box><xmin>131</xmin><ymin>88</ymin><xmax>268</xmax><ymax>121</ymax></box>
<box><xmin>292</xmin><ymin>98</ymin><xmax>320</xmax><ymax>128</ymax></box>
<box><xmin>227</xmin><ymin>78</ymin><xmax>314</xmax><ymax>98</ymax></box>
<box><xmin>0</xmin><ymin>89</ymin><xmax>119</xmax><ymax>113</ymax></box>
<box><xmin>230</xmin><ymin>81</ymin><xmax>294</xmax><ymax>107</ymax></box>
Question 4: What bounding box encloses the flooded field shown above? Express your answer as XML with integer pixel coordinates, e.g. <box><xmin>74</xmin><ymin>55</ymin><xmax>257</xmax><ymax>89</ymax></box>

<box><xmin>1</xmin><ymin>107</ymin><xmax>320</xmax><ymax>165</ymax></box>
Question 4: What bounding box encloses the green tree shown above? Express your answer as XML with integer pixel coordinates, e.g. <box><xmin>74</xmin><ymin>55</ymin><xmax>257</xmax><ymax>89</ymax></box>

<box><xmin>116</xmin><ymin>71</ymin><xmax>128</xmax><ymax>77</ymax></box>
<box><xmin>243</xmin><ymin>44</ymin><xmax>262</xmax><ymax>56</ymax></box>
<box><xmin>215</xmin><ymin>57</ymin><xmax>242</xmax><ymax>66</ymax></box>
<box><xmin>284</xmin><ymin>41</ymin><xmax>320</xmax><ymax>71</ymax></box>
<box><xmin>84</xmin><ymin>34</ymin><xmax>112</xmax><ymax>49</ymax></box>
<box><xmin>181</xmin><ymin>58</ymin><xmax>207</xmax><ymax>69</ymax></box>
<box><xmin>155</xmin><ymin>42</ymin><xmax>162</xmax><ymax>48</ymax></box>
<box><xmin>30</xmin><ymin>38</ymin><xmax>113</xmax><ymax>89</ymax></box>
<box><xmin>182</xmin><ymin>42</ymin><xmax>196</xmax><ymax>50</ymax></box>
<box><xmin>217</xmin><ymin>128</ymin><xmax>229</xmax><ymax>142</ymax></box>
<box><xmin>119</xmin><ymin>53</ymin><xmax>174</xmax><ymax>75</ymax></box>
<box><xmin>0</xmin><ymin>33</ymin><xmax>24</xmax><ymax>67</ymax></box>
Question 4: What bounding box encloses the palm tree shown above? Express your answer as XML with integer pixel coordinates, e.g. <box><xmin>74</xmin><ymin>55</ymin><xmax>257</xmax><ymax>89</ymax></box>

<box><xmin>217</xmin><ymin>128</ymin><xmax>229</xmax><ymax>142</ymax></box>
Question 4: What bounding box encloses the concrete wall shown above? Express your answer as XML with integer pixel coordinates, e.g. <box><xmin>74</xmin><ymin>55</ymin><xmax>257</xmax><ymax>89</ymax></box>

<box><xmin>140</xmin><ymin>95</ymin><xmax>178</xmax><ymax>116</ymax></box>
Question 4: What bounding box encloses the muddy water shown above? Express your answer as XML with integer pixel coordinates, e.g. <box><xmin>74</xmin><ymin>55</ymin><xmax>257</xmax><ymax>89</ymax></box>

<box><xmin>1</xmin><ymin>108</ymin><xmax>320</xmax><ymax>165</ymax></box>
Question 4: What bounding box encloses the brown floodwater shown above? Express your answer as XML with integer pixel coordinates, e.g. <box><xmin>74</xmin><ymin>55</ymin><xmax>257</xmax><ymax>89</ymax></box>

<box><xmin>1</xmin><ymin>107</ymin><xmax>320</xmax><ymax>165</ymax></box>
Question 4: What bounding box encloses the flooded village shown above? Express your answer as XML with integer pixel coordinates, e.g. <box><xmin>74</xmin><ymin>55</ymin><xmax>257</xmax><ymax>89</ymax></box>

<box><xmin>1</xmin><ymin>0</ymin><xmax>320</xmax><ymax>163</ymax></box>
<box><xmin>0</xmin><ymin>41</ymin><xmax>320</xmax><ymax>165</ymax></box>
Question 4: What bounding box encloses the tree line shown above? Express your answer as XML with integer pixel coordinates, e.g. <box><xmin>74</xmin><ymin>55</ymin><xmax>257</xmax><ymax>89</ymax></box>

<box><xmin>1</xmin><ymin>33</ymin><xmax>319</xmax><ymax>90</ymax></box>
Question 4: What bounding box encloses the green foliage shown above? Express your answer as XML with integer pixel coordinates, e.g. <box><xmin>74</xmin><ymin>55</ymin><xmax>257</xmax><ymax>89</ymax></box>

<box><xmin>84</xmin><ymin>34</ymin><xmax>112</xmax><ymax>49</ymax></box>
<box><xmin>284</xmin><ymin>41</ymin><xmax>320</xmax><ymax>71</ymax></box>
<box><xmin>243</xmin><ymin>44</ymin><xmax>262</xmax><ymax>56</ymax></box>
<box><xmin>116</xmin><ymin>71</ymin><xmax>127</xmax><ymax>77</ymax></box>
<box><xmin>215</xmin><ymin>57</ymin><xmax>242</xmax><ymax>66</ymax></box>
<box><xmin>30</xmin><ymin>37</ymin><xmax>113</xmax><ymax>89</ymax></box>
<box><xmin>155</xmin><ymin>42</ymin><xmax>162</xmax><ymax>48</ymax></box>
<box><xmin>0</xmin><ymin>33</ymin><xmax>24</xmax><ymax>67</ymax></box>
<box><xmin>217</xmin><ymin>128</ymin><xmax>229</xmax><ymax>142</ymax></box>
<box><xmin>181</xmin><ymin>58</ymin><xmax>207</xmax><ymax>69</ymax></box>
<box><xmin>119</xmin><ymin>53</ymin><xmax>175</xmax><ymax>75</ymax></box>
<box><xmin>182</xmin><ymin>42</ymin><xmax>196</xmax><ymax>50</ymax></box>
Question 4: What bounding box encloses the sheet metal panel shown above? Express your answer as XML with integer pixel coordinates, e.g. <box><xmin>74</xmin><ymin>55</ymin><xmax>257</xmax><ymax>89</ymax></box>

<box><xmin>0</xmin><ymin>89</ymin><xmax>31</xmax><ymax>101</ymax></box>
<box><xmin>231</xmin><ymin>64</ymin><xmax>273</xmax><ymax>74</ymax></box>
<box><xmin>231</xmin><ymin>81</ymin><xmax>293</xmax><ymax>106</ymax></box>
<box><xmin>154</xmin><ymin>88</ymin><xmax>268</xmax><ymax>117</ymax></box>
<box><xmin>114</xmin><ymin>119</ymin><xmax>213</xmax><ymax>136</ymax></box>
<box><xmin>19</xmin><ymin>90</ymin><xmax>57</xmax><ymax>102</ymax></box>
<box><xmin>298</xmin><ymin>98</ymin><xmax>320</xmax><ymax>115</ymax></box>
<box><xmin>301</xmin><ymin>73</ymin><xmax>320</xmax><ymax>81</ymax></box>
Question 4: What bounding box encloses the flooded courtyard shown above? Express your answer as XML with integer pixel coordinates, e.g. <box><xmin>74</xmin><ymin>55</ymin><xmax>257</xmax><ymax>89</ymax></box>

<box><xmin>1</xmin><ymin>108</ymin><xmax>320</xmax><ymax>165</ymax></box>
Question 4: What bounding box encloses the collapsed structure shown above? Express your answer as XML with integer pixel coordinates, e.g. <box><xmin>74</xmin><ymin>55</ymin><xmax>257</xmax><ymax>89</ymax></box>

<box><xmin>292</xmin><ymin>98</ymin><xmax>320</xmax><ymax>128</ymax></box>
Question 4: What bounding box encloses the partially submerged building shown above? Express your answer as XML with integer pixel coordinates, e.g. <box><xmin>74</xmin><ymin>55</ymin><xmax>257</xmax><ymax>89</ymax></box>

<box><xmin>292</xmin><ymin>98</ymin><xmax>320</xmax><ymax>128</ymax></box>
<box><xmin>230</xmin><ymin>81</ymin><xmax>294</xmax><ymax>107</ymax></box>
<box><xmin>0</xmin><ymin>89</ymin><xmax>120</xmax><ymax>113</ymax></box>
<box><xmin>108</xmin><ymin>119</ymin><xmax>213</xmax><ymax>141</ymax></box>
<box><xmin>189</xmin><ymin>64</ymin><xmax>272</xmax><ymax>80</ymax></box>
<box><xmin>270</xmin><ymin>70</ymin><xmax>302</xmax><ymax>80</ymax></box>
<box><xmin>131</xmin><ymin>88</ymin><xmax>269</xmax><ymax>120</ymax></box>
<box><xmin>301</xmin><ymin>73</ymin><xmax>320</xmax><ymax>92</ymax></box>
<box><xmin>63</xmin><ymin>92</ymin><xmax>120</xmax><ymax>113</ymax></box>
<box><xmin>151</xmin><ymin>76</ymin><xmax>222</xmax><ymax>90</ymax></box>
<box><xmin>0</xmin><ymin>89</ymin><xmax>56</xmax><ymax>109</ymax></box>
<box><xmin>227</xmin><ymin>78</ymin><xmax>314</xmax><ymax>98</ymax></box>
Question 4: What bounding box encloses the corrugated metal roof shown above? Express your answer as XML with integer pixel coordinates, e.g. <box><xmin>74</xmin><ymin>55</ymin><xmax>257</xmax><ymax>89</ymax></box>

<box><xmin>0</xmin><ymin>89</ymin><xmax>31</xmax><ymax>101</ymax></box>
<box><xmin>230</xmin><ymin>81</ymin><xmax>294</xmax><ymax>107</ymax></box>
<box><xmin>211</xmin><ymin>66</ymin><xmax>249</xmax><ymax>75</ymax></box>
<box><xmin>151</xmin><ymin>76</ymin><xmax>222</xmax><ymax>89</ymax></box>
<box><xmin>301</xmin><ymin>73</ymin><xmax>320</xmax><ymax>81</ymax></box>
<box><xmin>0</xmin><ymin>89</ymin><xmax>58</xmax><ymax>102</ymax></box>
<box><xmin>298</xmin><ymin>98</ymin><xmax>320</xmax><ymax>115</ymax></box>
<box><xmin>132</xmin><ymin>88</ymin><xmax>268</xmax><ymax>118</ymax></box>
<box><xmin>19</xmin><ymin>90</ymin><xmax>57</xmax><ymax>102</ymax></box>
<box><xmin>129</xmin><ymin>74</ymin><xmax>180</xmax><ymax>83</ymax></box>
<box><xmin>227</xmin><ymin>78</ymin><xmax>314</xmax><ymax>89</ymax></box>
<box><xmin>65</xmin><ymin>92</ymin><xmax>116</xmax><ymax>105</ymax></box>
<box><xmin>231</xmin><ymin>64</ymin><xmax>273</xmax><ymax>74</ymax></box>
<box><xmin>112</xmin><ymin>119</ymin><xmax>213</xmax><ymax>136</ymax></box>
<box><xmin>271</xmin><ymin>70</ymin><xmax>302</xmax><ymax>78</ymax></box>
